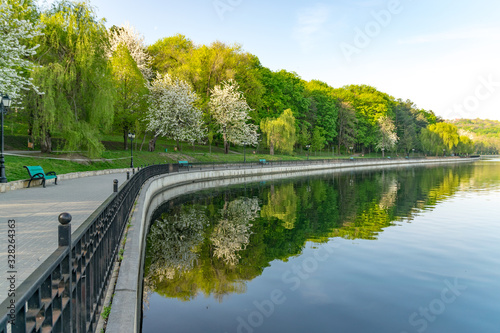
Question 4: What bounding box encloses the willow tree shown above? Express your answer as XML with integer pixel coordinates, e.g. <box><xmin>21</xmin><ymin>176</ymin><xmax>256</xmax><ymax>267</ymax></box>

<box><xmin>209</xmin><ymin>80</ymin><xmax>258</xmax><ymax>153</ymax></box>
<box><xmin>261</xmin><ymin>109</ymin><xmax>296</xmax><ymax>155</ymax></box>
<box><xmin>25</xmin><ymin>1</ymin><xmax>114</xmax><ymax>155</ymax></box>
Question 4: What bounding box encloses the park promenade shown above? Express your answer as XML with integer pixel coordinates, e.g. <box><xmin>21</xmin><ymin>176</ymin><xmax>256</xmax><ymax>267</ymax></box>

<box><xmin>0</xmin><ymin>172</ymin><xmax>128</xmax><ymax>303</ymax></box>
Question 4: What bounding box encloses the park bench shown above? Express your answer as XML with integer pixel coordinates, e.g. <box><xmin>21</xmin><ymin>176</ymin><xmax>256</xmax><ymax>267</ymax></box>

<box><xmin>24</xmin><ymin>166</ymin><xmax>58</xmax><ymax>188</ymax></box>
<box><xmin>259</xmin><ymin>159</ymin><xmax>268</xmax><ymax>165</ymax></box>
<box><xmin>178</xmin><ymin>161</ymin><xmax>190</xmax><ymax>168</ymax></box>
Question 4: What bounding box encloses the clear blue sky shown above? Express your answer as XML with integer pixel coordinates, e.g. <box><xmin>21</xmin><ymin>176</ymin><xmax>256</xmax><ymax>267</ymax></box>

<box><xmin>43</xmin><ymin>0</ymin><xmax>500</xmax><ymax>121</ymax></box>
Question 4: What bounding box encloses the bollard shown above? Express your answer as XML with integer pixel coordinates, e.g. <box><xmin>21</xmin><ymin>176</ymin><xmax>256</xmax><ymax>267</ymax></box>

<box><xmin>133</xmin><ymin>168</ymin><xmax>135</xmax><ymax>174</ymax></box>
<box><xmin>113</xmin><ymin>179</ymin><xmax>118</xmax><ymax>192</ymax></box>
<box><xmin>58</xmin><ymin>212</ymin><xmax>72</xmax><ymax>247</ymax></box>
<box><xmin>127</xmin><ymin>171</ymin><xmax>130</xmax><ymax>180</ymax></box>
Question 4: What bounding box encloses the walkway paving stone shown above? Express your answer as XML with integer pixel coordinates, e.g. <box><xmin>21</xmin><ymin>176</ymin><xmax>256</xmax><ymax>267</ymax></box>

<box><xmin>0</xmin><ymin>172</ymin><xmax>129</xmax><ymax>303</ymax></box>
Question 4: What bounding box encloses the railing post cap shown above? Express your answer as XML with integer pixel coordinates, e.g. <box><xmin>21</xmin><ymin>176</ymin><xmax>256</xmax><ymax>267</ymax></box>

<box><xmin>113</xmin><ymin>179</ymin><xmax>118</xmax><ymax>184</ymax></box>
<box><xmin>58</xmin><ymin>212</ymin><xmax>72</xmax><ymax>225</ymax></box>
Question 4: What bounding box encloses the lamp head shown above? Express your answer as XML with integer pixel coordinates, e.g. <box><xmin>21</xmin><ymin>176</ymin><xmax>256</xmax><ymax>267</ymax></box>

<box><xmin>1</xmin><ymin>94</ymin><xmax>11</xmax><ymax>108</ymax></box>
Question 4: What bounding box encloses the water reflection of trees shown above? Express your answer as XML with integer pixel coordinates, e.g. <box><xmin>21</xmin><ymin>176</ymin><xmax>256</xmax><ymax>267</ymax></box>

<box><xmin>144</xmin><ymin>162</ymin><xmax>496</xmax><ymax>301</ymax></box>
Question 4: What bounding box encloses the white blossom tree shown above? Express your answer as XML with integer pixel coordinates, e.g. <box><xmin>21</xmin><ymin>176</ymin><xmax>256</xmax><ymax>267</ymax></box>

<box><xmin>0</xmin><ymin>2</ymin><xmax>43</xmax><ymax>99</ymax></box>
<box><xmin>376</xmin><ymin>116</ymin><xmax>398</xmax><ymax>157</ymax></box>
<box><xmin>209</xmin><ymin>80</ymin><xmax>258</xmax><ymax>154</ymax></box>
<box><xmin>146</xmin><ymin>74</ymin><xmax>205</xmax><ymax>150</ymax></box>
<box><xmin>109</xmin><ymin>23</ymin><xmax>153</xmax><ymax>80</ymax></box>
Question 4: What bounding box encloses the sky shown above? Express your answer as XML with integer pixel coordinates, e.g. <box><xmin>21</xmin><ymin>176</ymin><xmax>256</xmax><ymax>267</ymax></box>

<box><xmin>42</xmin><ymin>0</ymin><xmax>500</xmax><ymax>121</ymax></box>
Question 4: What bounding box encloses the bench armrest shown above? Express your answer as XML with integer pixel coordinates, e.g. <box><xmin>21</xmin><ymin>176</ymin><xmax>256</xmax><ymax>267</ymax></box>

<box><xmin>46</xmin><ymin>171</ymin><xmax>57</xmax><ymax>176</ymax></box>
<box><xmin>31</xmin><ymin>172</ymin><xmax>45</xmax><ymax>179</ymax></box>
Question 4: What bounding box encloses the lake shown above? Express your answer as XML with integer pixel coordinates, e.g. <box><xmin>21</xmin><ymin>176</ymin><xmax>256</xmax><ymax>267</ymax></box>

<box><xmin>142</xmin><ymin>159</ymin><xmax>500</xmax><ymax>333</ymax></box>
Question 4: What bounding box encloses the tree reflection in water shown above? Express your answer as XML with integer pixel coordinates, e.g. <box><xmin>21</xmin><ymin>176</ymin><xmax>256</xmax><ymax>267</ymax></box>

<box><xmin>144</xmin><ymin>162</ymin><xmax>496</xmax><ymax>303</ymax></box>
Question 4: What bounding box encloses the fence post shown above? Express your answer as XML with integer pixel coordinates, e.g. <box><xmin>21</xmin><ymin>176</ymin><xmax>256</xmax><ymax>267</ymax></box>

<box><xmin>58</xmin><ymin>212</ymin><xmax>72</xmax><ymax>247</ymax></box>
<box><xmin>127</xmin><ymin>172</ymin><xmax>130</xmax><ymax>180</ymax></box>
<box><xmin>113</xmin><ymin>179</ymin><xmax>118</xmax><ymax>192</ymax></box>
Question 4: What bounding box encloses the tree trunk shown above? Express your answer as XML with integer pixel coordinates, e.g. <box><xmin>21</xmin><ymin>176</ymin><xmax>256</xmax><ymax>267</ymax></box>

<box><xmin>148</xmin><ymin>135</ymin><xmax>158</xmax><ymax>152</ymax></box>
<box><xmin>140</xmin><ymin>133</ymin><xmax>146</xmax><ymax>151</ymax></box>
<box><xmin>176</xmin><ymin>139</ymin><xmax>181</xmax><ymax>151</ymax></box>
<box><xmin>40</xmin><ymin>130</ymin><xmax>52</xmax><ymax>153</ymax></box>
<box><xmin>270</xmin><ymin>141</ymin><xmax>275</xmax><ymax>155</ymax></box>
<box><xmin>123</xmin><ymin>129</ymin><xmax>128</xmax><ymax>150</ymax></box>
<box><xmin>223</xmin><ymin>128</ymin><xmax>229</xmax><ymax>154</ymax></box>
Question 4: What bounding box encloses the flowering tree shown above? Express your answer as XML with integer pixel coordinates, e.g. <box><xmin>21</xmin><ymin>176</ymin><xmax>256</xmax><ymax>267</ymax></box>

<box><xmin>209</xmin><ymin>80</ymin><xmax>258</xmax><ymax>154</ymax></box>
<box><xmin>0</xmin><ymin>1</ymin><xmax>42</xmax><ymax>99</ymax></box>
<box><xmin>146</xmin><ymin>74</ymin><xmax>205</xmax><ymax>151</ymax></box>
<box><xmin>376</xmin><ymin>116</ymin><xmax>398</xmax><ymax>157</ymax></box>
<box><xmin>109</xmin><ymin>23</ymin><xmax>153</xmax><ymax>80</ymax></box>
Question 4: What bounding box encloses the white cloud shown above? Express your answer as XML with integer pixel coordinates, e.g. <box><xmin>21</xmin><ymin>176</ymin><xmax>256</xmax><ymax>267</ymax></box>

<box><xmin>293</xmin><ymin>3</ymin><xmax>331</xmax><ymax>52</ymax></box>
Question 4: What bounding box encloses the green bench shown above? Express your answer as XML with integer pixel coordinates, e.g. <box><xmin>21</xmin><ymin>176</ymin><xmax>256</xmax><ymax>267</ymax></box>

<box><xmin>178</xmin><ymin>161</ymin><xmax>189</xmax><ymax>168</ymax></box>
<box><xmin>24</xmin><ymin>166</ymin><xmax>58</xmax><ymax>188</ymax></box>
<box><xmin>259</xmin><ymin>159</ymin><xmax>268</xmax><ymax>165</ymax></box>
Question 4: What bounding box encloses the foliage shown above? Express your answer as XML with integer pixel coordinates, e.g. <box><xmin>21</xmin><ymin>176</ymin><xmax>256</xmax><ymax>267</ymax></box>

<box><xmin>311</xmin><ymin>126</ymin><xmax>327</xmax><ymax>152</ymax></box>
<box><xmin>0</xmin><ymin>1</ymin><xmax>43</xmax><ymax>99</ymax></box>
<box><xmin>24</xmin><ymin>0</ymin><xmax>115</xmax><ymax>156</ymax></box>
<box><xmin>110</xmin><ymin>43</ymin><xmax>148</xmax><ymax>148</ymax></box>
<box><xmin>260</xmin><ymin>109</ymin><xmax>296</xmax><ymax>155</ymax></box>
<box><xmin>146</xmin><ymin>74</ymin><xmax>205</xmax><ymax>147</ymax></box>
<box><xmin>336</xmin><ymin>102</ymin><xmax>357</xmax><ymax>154</ymax></box>
<box><xmin>376</xmin><ymin>116</ymin><xmax>398</xmax><ymax>153</ymax></box>
<box><xmin>209</xmin><ymin>80</ymin><xmax>258</xmax><ymax>153</ymax></box>
<box><xmin>109</xmin><ymin>23</ymin><xmax>152</xmax><ymax>80</ymax></box>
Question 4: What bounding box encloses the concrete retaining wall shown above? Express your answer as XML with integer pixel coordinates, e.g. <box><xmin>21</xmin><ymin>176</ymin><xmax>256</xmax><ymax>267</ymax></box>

<box><xmin>0</xmin><ymin>168</ymin><xmax>132</xmax><ymax>193</ymax></box>
<box><xmin>106</xmin><ymin>157</ymin><xmax>478</xmax><ymax>333</ymax></box>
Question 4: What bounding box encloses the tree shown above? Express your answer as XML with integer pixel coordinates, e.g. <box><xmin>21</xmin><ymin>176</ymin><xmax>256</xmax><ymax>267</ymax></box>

<box><xmin>304</xmin><ymin>80</ymin><xmax>338</xmax><ymax>143</ymax></box>
<box><xmin>376</xmin><ymin>116</ymin><xmax>398</xmax><ymax>157</ymax></box>
<box><xmin>209</xmin><ymin>80</ymin><xmax>258</xmax><ymax>154</ymax></box>
<box><xmin>311</xmin><ymin>126</ymin><xmax>326</xmax><ymax>153</ymax></box>
<box><xmin>260</xmin><ymin>109</ymin><xmax>296</xmax><ymax>155</ymax></box>
<box><xmin>0</xmin><ymin>1</ymin><xmax>42</xmax><ymax>99</ymax></box>
<box><xmin>146</xmin><ymin>74</ymin><xmax>205</xmax><ymax>151</ymax></box>
<box><xmin>25</xmin><ymin>1</ymin><xmax>115</xmax><ymax>156</ymax></box>
<box><xmin>109</xmin><ymin>23</ymin><xmax>153</xmax><ymax>80</ymax></box>
<box><xmin>110</xmin><ymin>43</ymin><xmax>148</xmax><ymax>149</ymax></box>
<box><xmin>336</xmin><ymin>102</ymin><xmax>357</xmax><ymax>154</ymax></box>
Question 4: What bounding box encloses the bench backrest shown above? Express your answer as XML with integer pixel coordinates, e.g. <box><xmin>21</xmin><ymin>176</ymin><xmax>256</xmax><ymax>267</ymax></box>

<box><xmin>178</xmin><ymin>161</ymin><xmax>189</xmax><ymax>165</ymax></box>
<box><xmin>259</xmin><ymin>159</ymin><xmax>266</xmax><ymax>162</ymax></box>
<box><xmin>25</xmin><ymin>165</ymin><xmax>46</xmax><ymax>177</ymax></box>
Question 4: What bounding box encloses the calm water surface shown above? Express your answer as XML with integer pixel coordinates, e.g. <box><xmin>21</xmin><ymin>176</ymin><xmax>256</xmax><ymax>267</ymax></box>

<box><xmin>142</xmin><ymin>160</ymin><xmax>500</xmax><ymax>333</ymax></box>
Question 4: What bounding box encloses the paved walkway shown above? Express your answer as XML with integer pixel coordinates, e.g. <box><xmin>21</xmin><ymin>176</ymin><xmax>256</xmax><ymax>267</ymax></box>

<box><xmin>0</xmin><ymin>172</ymin><xmax>129</xmax><ymax>303</ymax></box>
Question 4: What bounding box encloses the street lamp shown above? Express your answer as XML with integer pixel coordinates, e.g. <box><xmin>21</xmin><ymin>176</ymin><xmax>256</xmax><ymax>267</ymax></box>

<box><xmin>349</xmin><ymin>146</ymin><xmax>353</xmax><ymax>157</ymax></box>
<box><xmin>381</xmin><ymin>147</ymin><xmax>385</xmax><ymax>158</ymax></box>
<box><xmin>306</xmin><ymin>145</ymin><xmax>311</xmax><ymax>160</ymax></box>
<box><xmin>443</xmin><ymin>148</ymin><xmax>445</xmax><ymax>157</ymax></box>
<box><xmin>243</xmin><ymin>142</ymin><xmax>247</xmax><ymax>163</ymax></box>
<box><xmin>1</xmin><ymin>94</ymin><xmax>12</xmax><ymax>183</ymax></box>
<box><xmin>128</xmin><ymin>132</ymin><xmax>135</xmax><ymax>168</ymax></box>
<box><xmin>412</xmin><ymin>148</ymin><xmax>415</xmax><ymax>158</ymax></box>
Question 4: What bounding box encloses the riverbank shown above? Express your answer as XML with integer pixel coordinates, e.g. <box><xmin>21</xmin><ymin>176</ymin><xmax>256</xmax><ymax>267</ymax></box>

<box><xmin>106</xmin><ymin>156</ymin><xmax>479</xmax><ymax>333</ymax></box>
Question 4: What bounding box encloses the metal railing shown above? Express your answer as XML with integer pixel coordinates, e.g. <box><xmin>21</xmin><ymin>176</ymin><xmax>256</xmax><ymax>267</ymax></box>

<box><xmin>0</xmin><ymin>156</ymin><xmax>474</xmax><ymax>333</ymax></box>
<box><xmin>0</xmin><ymin>164</ymin><xmax>173</xmax><ymax>333</ymax></box>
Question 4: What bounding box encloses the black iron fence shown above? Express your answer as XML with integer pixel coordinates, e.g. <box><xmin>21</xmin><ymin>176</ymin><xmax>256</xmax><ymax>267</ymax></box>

<box><xmin>0</xmin><ymin>156</ymin><xmax>475</xmax><ymax>333</ymax></box>
<box><xmin>0</xmin><ymin>164</ymin><xmax>172</xmax><ymax>333</ymax></box>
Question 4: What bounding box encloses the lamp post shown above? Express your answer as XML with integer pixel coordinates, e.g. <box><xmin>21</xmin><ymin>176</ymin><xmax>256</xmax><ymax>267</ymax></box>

<box><xmin>349</xmin><ymin>146</ymin><xmax>353</xmax><ymax>157</ymax></box>
<box><xmin>243</xmin><ymin>142</ymin><xmax>247</xmax><ymax>163</ymax></box>
<box><xmin>1</xmin><ymin>94</ymin><xmax>12</xmax><ymax>183</ymax></box>
<box><xmin>381</xmin><ymin>147</ymin><xmax>385</xmax><ymax>158</ymax></box>
<box><xmin>306</xmin><ymin>144</ymin><xmax>311</xmax><ymax>160</ymax></box>
<box><xmin>128</xmin><ymin>132</ymin><xmax>135</xmax><ymax>168</ymax></box>
<box><xmin>443</xmin><ymin>148</ymin><xmax>445</xmax><ymax>157</ymax></box>
<box><xmin>412</xmin><ymin>148</ymin><xmax>415</xmax><ymax>158</ymax></box>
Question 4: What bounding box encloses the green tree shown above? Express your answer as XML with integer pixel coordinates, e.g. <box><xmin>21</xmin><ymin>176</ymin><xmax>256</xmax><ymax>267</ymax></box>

<box><xmin>25</xmin><ymin>1</ymin><xmax>115</xmax><ymax>156</ymax></box>
<box><xmin>336</xmin><ymin>102</ymin><xmax>357</xmax><ymax>154</ymax></box>
<box><xmin>311</xmin><ymin>126</ymin><xmax>327</xmax><ymax>153</ymax></box>
<box><xmin>110</xmin><ymin>43</ymin><xmax>148</xmax><ymax>149</ymax></box>
<box><xmin>304</xmin><ymin>80</ymin><xmax>338</xmax><ymax>143</ymax></box>
<box><xmin>260</xmin><ymin>109</ymin><xmax>296</xmax><ymax>155</ymax></box>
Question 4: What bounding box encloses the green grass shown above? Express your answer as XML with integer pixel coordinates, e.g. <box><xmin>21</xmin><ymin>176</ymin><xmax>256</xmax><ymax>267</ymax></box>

<box><xmin>3</xmin><ymin>131</ymin><xmax>424</xmax><ymax>182</ymax></box>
